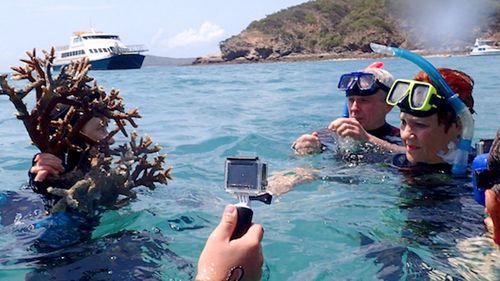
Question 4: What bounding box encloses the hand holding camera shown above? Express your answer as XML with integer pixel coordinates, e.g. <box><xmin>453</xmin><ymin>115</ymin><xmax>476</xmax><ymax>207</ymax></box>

<box><xmin>224</xmin><ymin>157</ymin><xmax>272</xmax><ymax>239</ymax></box>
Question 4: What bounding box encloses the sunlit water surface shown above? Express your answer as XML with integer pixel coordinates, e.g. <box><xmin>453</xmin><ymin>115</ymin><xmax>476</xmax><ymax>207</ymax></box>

<box><xmin>0</xmin><ymin>55</ymin><xmax>499</xmax><ymax>280</ymax></box>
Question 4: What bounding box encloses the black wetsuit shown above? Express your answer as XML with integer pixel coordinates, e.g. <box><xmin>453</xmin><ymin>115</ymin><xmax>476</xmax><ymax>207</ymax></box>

<box><xmin>28</xmin><ymin>147</ymin><xmax>91</xmax><ymax>199</ymax></box>
<box><xmin>1</xmin><ymin>147</ymin><xmax>196</xmax><ymax>280</ymax></box>
<box><xmin>26</xmin><ymin>148</ymin><xmax>99</xmax><ymax>249</ymax></box>
<box><xmin>390</xmin><ymin>153</ymin><xmax>452</xmax><ymax>174</ymax></box>
<box><xmin>366</xmin><ymin>122</ymin><xmax>402</xmax><ymax>145</ymax></box>
<box><xmin>360</xmin><ymin>153</ymin><xmax>484</xmax><ymax>280</ymax></box>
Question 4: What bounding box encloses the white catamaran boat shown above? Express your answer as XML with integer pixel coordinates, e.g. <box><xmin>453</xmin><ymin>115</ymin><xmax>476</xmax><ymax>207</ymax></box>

<box><xmin>470</xmin><ymin>38</ymin><xmax>500</xmax><ymax>56</ymax></box>
<box><xmin>53</xmin><ymin>30</ymin><xmax>148</xmax><ymax>70</ymax></box>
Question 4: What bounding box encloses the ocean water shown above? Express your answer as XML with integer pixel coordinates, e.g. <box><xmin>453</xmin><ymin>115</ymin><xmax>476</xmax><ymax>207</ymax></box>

<box><xmin>0</xmin><ymin>55</ymin><xmax>499</xmax><ymax>280</ymax></box>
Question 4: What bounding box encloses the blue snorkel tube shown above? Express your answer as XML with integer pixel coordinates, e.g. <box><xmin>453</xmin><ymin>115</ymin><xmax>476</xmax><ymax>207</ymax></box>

<box><xmin>370</xmin><ymin>43</ymin><xmax>474</xmax><ymax>174</ymax></box>
<box><xmin>341</xmin><ymin>99</ymin><xmax>349</xmax><ymax>117</ymax></box>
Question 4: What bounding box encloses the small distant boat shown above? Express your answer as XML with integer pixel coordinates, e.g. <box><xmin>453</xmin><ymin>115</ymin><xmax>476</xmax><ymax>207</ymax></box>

<box><xmin>469</xmin><ymin>38</ymin><xmax>500</xmax><ymax>56</ymax></box>
<box><xmin>53</xmin><ymin>29</ymin><xmax>148</xmax><ymax>70</ymax></box>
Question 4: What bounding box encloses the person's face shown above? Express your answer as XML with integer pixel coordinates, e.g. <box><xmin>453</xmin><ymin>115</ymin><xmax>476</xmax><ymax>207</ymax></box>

<box><xmin>400</xmin><ymin>112</ymin><xmax>459</xmax><ymax>164</ymax></box>
<box><xmin>485</xmin><ymin>189</ymin><xmax>500</xmax><ymax>245</ymax></box>
<box><xmin>347</xmin><ymin>91</ymin><xmax>392</xmax><ymax>131</ymax></box>
<box><xmin>81</xmin><ymin>117</ymin><xmax>114</xmax><ymax>144</ymax></box>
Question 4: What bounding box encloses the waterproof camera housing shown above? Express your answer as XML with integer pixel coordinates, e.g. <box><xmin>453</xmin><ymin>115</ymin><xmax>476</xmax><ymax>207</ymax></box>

<box><xmin>224</xmin><ymin>156</ymin><xmax>272</xmax><ymax>240</ymax></box>
<box><xmin>224</xmin><ymin>156</ymin><xmax>267</xmax><ymax>196</ymax></box>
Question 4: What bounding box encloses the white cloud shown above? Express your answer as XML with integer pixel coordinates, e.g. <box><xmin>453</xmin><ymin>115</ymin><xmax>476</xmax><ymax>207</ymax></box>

<box><xmin>166</xmin><ymin>21</ymin><xmax>224</xmax><ymax>48</ymax></box>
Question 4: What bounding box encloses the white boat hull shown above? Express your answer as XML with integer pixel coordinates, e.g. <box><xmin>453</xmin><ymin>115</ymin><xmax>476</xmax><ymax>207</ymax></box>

<box><xmin>469</xmin><ymin>38</ymin><xmax>500</xmax><ymax>56</ymax></box>
<box><xmin>53</xmin><ymin>54</ymin><xmax>145</xmax><ymax>71</ymax></box>
<box><xmin>53</xmin><ymin>30</ymin><xmax>147</xmax><ymax>71</ymax></box>
<box><xmin>470</xmin><ymin>50</ymin><xmax>500</xmax><ymax>56</ymax></box>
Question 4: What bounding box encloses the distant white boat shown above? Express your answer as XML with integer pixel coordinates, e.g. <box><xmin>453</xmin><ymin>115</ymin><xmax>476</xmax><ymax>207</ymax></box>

<box><xmin>53</xmin><ymin>29</ymin><xmax>148</xmax><ymax>70</ymax></box>
<box><xmin>470</xmin><ymin>38</ymin><xmax>500</xmax><ymax>56</ymax></box>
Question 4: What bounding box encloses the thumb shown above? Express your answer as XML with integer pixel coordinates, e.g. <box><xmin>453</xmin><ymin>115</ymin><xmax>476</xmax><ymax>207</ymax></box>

<box><xmin>211</xmin><ymin>205</ymin><xmax>238</xmax><ymax>241</ymax></box>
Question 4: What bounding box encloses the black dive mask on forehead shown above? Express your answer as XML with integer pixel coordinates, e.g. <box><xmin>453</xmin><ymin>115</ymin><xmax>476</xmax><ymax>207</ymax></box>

<box><xmin>338</xmin><ymin>72</ymin><xmax>390</xmax><ymax>96</ymax></box>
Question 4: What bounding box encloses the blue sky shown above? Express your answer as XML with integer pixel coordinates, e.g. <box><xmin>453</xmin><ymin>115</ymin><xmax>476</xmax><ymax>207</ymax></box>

<box><xmin>0</xmin><ymin>0</ymin><xmax>306</xmax><ymax>72</ymax></box>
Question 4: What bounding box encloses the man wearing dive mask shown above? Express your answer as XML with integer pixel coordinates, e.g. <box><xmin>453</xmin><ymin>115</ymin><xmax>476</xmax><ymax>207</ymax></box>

<box><xmin>292</xmin><ymin>62</ymin><xmax>402</xmax><ymax>155</ymax></box>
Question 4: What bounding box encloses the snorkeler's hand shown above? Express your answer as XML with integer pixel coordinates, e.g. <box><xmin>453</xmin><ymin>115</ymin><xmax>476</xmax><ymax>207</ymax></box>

<box><xmin>196</xmin><ymin>205</ymin><xmax>263</xmax><ymax>281</ymax></box>
<box><xmin>30</xmin><ymin>153</ymin><xmax>65</xmax><ymax>182</ymax></box>
<box><xmin>328</xmin><ymin>118</ymin><xmax>369</xmax><ymax>141</ymax></box>
<box><xmin>485</xmin><ymin>189</ymin><xmax>500</xmax><ymax>245</ymax></box>
<box><xmin>292</xmin><ymin>132</ymin><xmax>323</xmax><ymax>155</ymax></box>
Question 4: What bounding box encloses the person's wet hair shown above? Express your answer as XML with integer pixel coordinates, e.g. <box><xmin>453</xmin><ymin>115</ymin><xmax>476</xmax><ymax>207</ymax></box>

<box><xmin>414</xmin><ymin>68</ymin><xmax>475</xmax><ymax>131</ymax></box>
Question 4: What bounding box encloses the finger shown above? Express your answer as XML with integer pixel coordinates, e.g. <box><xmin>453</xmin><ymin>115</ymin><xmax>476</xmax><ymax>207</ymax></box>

<box><xmin>301</xmin><ymin>136</ymin><xmax>319</xmax><ymax>143</ymax></box>
<box><xmin>346</xmin><ymin>117</ymin><xmax>361</xmax><ymax>125</ymax></box>
<box><xmin>37</xmin><ymin>156</ymin><xmax>64</xmax><ymax>172</ymax></box>
<box><xmin>338</xmin><ymin>129</ymin><xmax>351</xmax><ymax>138</ymax></box>
<box><xmin>328</xmin><ymin>120</ymin><xmax>340</xmax><ymax>130</ymax></box>
<box><xmin>329</xmin><ymin>118</ymin><xmax>351</xmax><ymax>130</ymax></box>
<box><xmin>336</xmin><ymin>123</ymin><xmax>351</xmax><ymax>137</ymax></box>
<box><xmin>344</xmin><ymin>127</ymin><xmax>359</xmax><ymax>138</ymax></box>
<box><xmin>30</xmin><ymin>165</ymin><xmax>39</xmax><ymax>174</ymax></box>
<box><xmin>35</xmin><ymin>162</ymin><xmax>64</xmax><ymax>173</ymax></box>
<box><xmin>31</xmin><ymin>165</ymin><xmax>61</xmax><ymax>177</ymax></box>
<box><xmin>34</xmin><ymin>170</ymin><xmax>49</xmax><ymax>182</ymax></box>
<box><xmin>211</xmin><ymin>205</ymin><xmax>238</xmax><ymax>242</ymax></box>
<box><xmin>296</xmin><ymin>137</ymin><xmax>318</xmax><ymax>147</ymax></box>
<box><xmin>342</xmin><ymin>118</ymin><xmax>362</xmax><ymax>129</ymax></box>
<box><xmin>245</xmin><ymin>223</ymin><xmax>264</xmax><ymax>242</ymax></box>
<box><xmin>338</xmin><ymin>123</ymin><xmax>362</xmax><ymax>138</ymax></box>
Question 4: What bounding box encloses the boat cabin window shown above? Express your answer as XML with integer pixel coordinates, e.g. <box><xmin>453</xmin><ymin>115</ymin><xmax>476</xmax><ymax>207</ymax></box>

<box><xmin>73</xmin><ymin>37</ymin><xmax>83</xmax><ymax>44</ymax></box>
<box><xmin>61</xmin><ymin>49</ymin><xmax>85</xmax><ymax>58</ymax></box>
<box><xmin>82</xmin><ymin>35</ymin><xmax>119</xmax><ymax>40</ymax></box>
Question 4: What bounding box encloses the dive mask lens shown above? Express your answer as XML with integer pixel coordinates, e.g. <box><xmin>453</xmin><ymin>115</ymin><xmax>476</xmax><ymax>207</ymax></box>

<box><xmin>338</xmin><ymin>73</ymin><xmax>356</xmax><ymax>91</ymax></box>
<box><xmin>358</xmin><ymin>74</ymin><xmax>377</xmax><ymax>90</ymax></box>
<box><xmin>387</xmin><ymin>79</ymin><xmax>441</xmax><ymax>115</ymax></box>
<box><xmin>387</xmin><ymin>80</ymin><xmax>410</xmax><ymax>105</ymax></box>
<box><xmin>338</xmin><ymin>72</ymin><xmax>379</xmax><ymax>95</ymax></box>
<box><xmin>409</xmin><ymin>82</ymin><xmax>440</xmax><ymax>111</ymax></box>
<box><xmin>410</xmin><ymin>84</ymin><xmax>431</xmax><ymax>109</ymax></box>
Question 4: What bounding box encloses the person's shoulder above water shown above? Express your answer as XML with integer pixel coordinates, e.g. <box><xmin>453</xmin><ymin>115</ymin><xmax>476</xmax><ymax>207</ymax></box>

<box><xmin>390</xmin><ymin>153</ymin><xmax>452</xmax><ymax>174</ymax></box>
<box><xmin>366</xmin><ymin>122</ymin><xmax>401</xmax><ymax>145</ymax></box>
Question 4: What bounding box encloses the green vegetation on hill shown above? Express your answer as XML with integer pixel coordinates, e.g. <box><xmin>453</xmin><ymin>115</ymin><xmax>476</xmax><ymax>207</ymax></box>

<box><xmin>218</xmin><ymin>0</ymin><xmax>500</xmax><ymax>62</ymax></box>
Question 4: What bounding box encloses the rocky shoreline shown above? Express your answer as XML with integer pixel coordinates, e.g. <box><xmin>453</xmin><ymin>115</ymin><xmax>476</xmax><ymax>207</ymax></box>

<box><xmin>192</xmin><ymin>50</ymin><xmax>469</xmax><ymax>65</ymax></box>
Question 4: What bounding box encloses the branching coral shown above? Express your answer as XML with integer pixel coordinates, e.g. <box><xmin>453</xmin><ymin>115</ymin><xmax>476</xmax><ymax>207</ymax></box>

<box><xmin>0</xmin><ymin>49</ymin><xmax>171</xmax><ymax>215</ymax></box>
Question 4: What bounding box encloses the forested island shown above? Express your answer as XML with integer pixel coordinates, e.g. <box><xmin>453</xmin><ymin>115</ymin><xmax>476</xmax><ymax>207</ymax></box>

<box><xmin>194</xmin><ymin>0</ymin><xmax>500</xmax><ymax>64</ymax></box>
